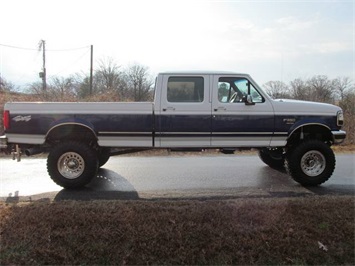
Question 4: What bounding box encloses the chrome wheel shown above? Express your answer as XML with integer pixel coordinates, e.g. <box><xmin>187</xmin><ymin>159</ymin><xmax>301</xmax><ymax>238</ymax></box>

<box><xmin>300</xmin><ymin>150</ymin><xmax>326</xmax><ymax>177</ymax></box>
<box><xmin>57</xmin><ymin>152</ymin><xmax>85</xmax><ymax>179</ymax></box>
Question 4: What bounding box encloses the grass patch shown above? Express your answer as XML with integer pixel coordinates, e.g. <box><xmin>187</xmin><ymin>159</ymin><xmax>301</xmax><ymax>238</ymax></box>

<box><xmin>0</xmin><ymin>196</ymin><xmax>354</xmax><ymax>265</ymax></box>
<box><xmin>332</xmin><ymin>144</ymin><xmax>355</xmax><ymax>153</ymax></box>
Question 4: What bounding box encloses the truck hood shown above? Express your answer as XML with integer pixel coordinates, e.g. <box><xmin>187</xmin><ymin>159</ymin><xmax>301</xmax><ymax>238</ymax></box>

<box><xmin>271</xmin><ymin>99</ymin><xmax>341</xmax><ymax>115</ymax></box>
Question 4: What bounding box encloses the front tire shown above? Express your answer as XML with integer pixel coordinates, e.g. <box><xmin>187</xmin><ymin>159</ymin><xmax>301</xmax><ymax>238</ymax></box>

<box><xmin>285</xmin><ymin>140</ymin><xmax>335</xmax><ymax>186</ymax></box>
<box><xmin>98</xmin><ymin>148</ymin><xmax>111</xmax><ymax>167</ymax></box>
<box><xmin>258</xmin><ymin>148</ymin><xmax>285</xmax><ymax>169</ymax></box>
<box><xmin>47</xmin><ymin>141</ymin><xmax>99</xmax><ymax>189</ymax></box>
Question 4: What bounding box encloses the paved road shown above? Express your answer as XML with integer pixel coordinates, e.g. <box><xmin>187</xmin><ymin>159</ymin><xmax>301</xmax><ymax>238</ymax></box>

<box><xmin>1</xmin><ymin>153</ymin><xmax>354</xmax><ymax>202</ymax></box>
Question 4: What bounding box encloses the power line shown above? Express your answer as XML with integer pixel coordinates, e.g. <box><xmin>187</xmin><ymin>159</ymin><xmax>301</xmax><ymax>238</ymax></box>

<box><xmin>1</xmin><ymin>42</ymin><xmax>94</xmax><ymax>91</ymax></box>
<box><xmin>0</xmin><ymin>43</ymin><xmax>37</xmax><ymax>51</ymax></box>
<box><xmin>46</xmin><ymin>46</ymin><xmax>91</xmax><ymax>52</ymax></box>
<box><xmin>0</xmin><ymin>43</ymin><xmax>90</xmax><ymax>52</ymax></box>
<box><xmin>54</xmin><ymin>49</ymin><xmax>91</xmax><ymax>76</ymax></box>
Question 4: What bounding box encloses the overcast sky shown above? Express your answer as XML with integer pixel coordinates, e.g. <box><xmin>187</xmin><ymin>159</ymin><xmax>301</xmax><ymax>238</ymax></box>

<box><xmin>0</xmin><ymin>0</ymin><xmax>353</xmax><ymax>90</ymax></box>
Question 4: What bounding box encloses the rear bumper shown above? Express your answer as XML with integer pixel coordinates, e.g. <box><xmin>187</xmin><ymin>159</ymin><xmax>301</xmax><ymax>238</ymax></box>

<box><xmin>332</xmin><ymin>130</ymin><xmax>346</xmax><ymax>144</ymax></box>
<box><xmin>0</xmin><ymin>135</ymin><xmax>8</xmax><ymax>149</ymax></box>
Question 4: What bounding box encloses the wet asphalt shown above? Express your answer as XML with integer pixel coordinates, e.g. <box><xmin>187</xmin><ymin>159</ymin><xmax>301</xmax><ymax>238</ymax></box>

<box><xmin>1</xmin><ymin>153</ymin><xmax>354</xmax><ymax>202</ymax></box>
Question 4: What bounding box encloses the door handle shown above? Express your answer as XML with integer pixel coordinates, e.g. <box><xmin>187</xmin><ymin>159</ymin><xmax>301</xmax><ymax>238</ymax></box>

<box><xmin>214</xmin><ymin>107</ymin><xmax>226</xmax><ymax>112</ymax></box>
<box><xmin>162</xmin><ymin>107</ymin><xmax>176</xmax><ymax>111</ymax></box>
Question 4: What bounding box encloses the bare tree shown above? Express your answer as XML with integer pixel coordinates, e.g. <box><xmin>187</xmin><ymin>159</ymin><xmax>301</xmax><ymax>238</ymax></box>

<box><xmin>306</xmin><ymin>75</ymin><xmax>333</xmax><ymax>103</ymax></box>
<box><xmin>0</xmin><ymin>76</ymin><xmax>16</xmax><ymax>92</ymax></box>
<box><xmin>49</xmin><ymin>76</ymin><xmax>77</xmax><ymax>101</ymax></box>
<box><xmin>27</xmin><ymin>82</ymin><xmax>46</xmax><ymax>100</ymax></box>
<box><xmin>65</xmin><ymin>60</ymin><xmax>154</xmax><ymax>102</ymax></box>
<box><xmin>339</xmin><ymin>89</ymin><xmax>355</xmax><ymax>144</ymax></box>
<box><xmin>95</xmin><ymin>57</ymin><xmax>126</xmax><ymax>98</ymax></box>
<box><xmin>73</xmin><ymin>73</ymin><xmax>90</xmax><ymax>99</ymax></box>
<box><xmin>27</xmin><ymin>76</ymin><xmax>78</xmax><ymax>102</ymax></box>
<box><xmin>332</xmin><ymin>76</ymin><xmax>354</xmax><ymax>101</ymax></box>
<box><xmin>263</xmin><ymin>81</ymin><xmax>291</xmax><ymax>99</ymax></box>
<box><xmin>124</xmin><ymin>63</ymin><xmax>153</xmax><ymax>101</ymax></box>
<box><xmin>290</xmin><ymin>78</ymin><xmax>309</xmax><ymax>101</ymax></box>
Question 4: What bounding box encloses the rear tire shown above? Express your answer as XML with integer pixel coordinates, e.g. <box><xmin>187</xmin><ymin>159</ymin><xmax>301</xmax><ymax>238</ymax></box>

<box><xmin>47</xmin><ymin>141</ymin><xmax>99</xmax><ymax>189</ymax></box>
<box><xmin>285</xmin><ymin>140</ymin><xmax>335</xmax><ymax>186</ymax></box>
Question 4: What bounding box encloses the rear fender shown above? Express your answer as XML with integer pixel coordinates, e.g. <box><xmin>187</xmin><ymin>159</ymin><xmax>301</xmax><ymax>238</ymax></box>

<box><xmin>46</xmin><ymin>118</ymin><xmax>97</xmax><ymax>142</ymax></box>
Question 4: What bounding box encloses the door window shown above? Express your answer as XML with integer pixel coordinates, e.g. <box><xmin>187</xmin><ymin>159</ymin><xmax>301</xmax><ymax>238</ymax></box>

<box><xmin>167</xmin><ymin>77</ymin><xmax>204</xmax><ymax>103</ymax></box>
<box><xmin>218</xmin><ymin>77</ymin><xmax>264</xmax><ymax>103</ymax></box>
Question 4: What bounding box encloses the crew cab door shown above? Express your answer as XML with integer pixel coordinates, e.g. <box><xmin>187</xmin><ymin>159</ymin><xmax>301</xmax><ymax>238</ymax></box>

<box><xmin>157</xmin><ymin>74</ymin><xmax>211</xmax><ymax>147</ymax></box>
<box><xmin>211</xmin><ymin>75</ymin><xmax>274</xmax><ymax>147</ymax></box>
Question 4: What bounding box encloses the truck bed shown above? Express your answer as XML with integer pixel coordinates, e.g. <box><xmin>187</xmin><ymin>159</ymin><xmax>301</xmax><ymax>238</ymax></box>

<box><xmin>5</xmin><ymin>102</ymin><xmax>155</xmax><ymax>147</ymax></box>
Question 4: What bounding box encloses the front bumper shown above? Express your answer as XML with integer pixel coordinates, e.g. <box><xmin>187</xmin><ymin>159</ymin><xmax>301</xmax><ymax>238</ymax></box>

<box><xmin>0</xmin><ymin>135</ymin><xmax>8</xmax><ymax>149</ymax></box>
<box><xmin>332</xmin><ymin>130</ymin><xmax>346</xmax><ymax>144</ymax></box>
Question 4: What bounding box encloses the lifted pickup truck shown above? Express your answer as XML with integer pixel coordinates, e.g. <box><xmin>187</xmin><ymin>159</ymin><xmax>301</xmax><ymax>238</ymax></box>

<box><xmin>1</xmin><ymin>71</ymin><xmax>346</xmax><ymax>188</ymax></box>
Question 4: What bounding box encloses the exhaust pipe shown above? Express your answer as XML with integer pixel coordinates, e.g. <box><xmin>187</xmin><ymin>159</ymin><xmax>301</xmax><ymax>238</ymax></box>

<box><xmin>25</xmin><ymin>147</ymin><xmax>43</xmax><ymax>156</ymax></box>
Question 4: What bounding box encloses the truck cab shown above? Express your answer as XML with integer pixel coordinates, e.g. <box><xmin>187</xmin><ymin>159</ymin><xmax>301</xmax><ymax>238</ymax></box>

<box><xmin>155</xmin><ymin>72</ymin><xmax>275</xmax><ymax>148</ymax></box>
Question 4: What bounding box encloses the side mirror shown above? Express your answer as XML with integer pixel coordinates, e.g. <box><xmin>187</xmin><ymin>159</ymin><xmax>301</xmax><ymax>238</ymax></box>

<box><xmin>245</xmin><ymin>95</ymin><xmax>255</xmax><ymax>106</ymax></box>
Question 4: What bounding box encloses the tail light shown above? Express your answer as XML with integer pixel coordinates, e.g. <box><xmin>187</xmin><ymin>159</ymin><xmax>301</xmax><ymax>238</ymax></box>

<box><xmin>3</xmin><ymin>110</ymin><xmax>10</xmax><ymax>130</ymax></box>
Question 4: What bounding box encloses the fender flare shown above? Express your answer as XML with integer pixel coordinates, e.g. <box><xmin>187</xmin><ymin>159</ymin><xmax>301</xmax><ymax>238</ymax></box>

<box><xmin>287</xmin><ymin>118</ymin><xmax>331</xmax><ymax>142</ymax></box>
<box><xmin>45</xmin><ymin>117</ymin><xmax>97</xmax><ymax>140</ymax></box>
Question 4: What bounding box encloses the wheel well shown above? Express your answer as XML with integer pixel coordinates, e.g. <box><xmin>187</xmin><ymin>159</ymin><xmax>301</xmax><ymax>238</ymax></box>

<box><xmin>46</xmin><ymin>124</ymin><xmax>97</xmax><ymax>144</ymax></box>
<box><xmin>287</xmin><ymin>124</ymin><xmax>333</xmax><ymax>147</ymax></box>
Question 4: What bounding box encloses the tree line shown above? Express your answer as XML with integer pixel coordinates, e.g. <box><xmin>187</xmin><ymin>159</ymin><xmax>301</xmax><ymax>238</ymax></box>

<box><xmin>263</xmin><ymin>76</ymin><xmax>353</xmax><ymax>103</ymax></box>
<box><xmin>1</xmin><ymin>57</ymin><xmax>154</xmax><ymax>102</ymax></box>
<box><xmin>1</xmin><ymin>59</ymin><xmax>354</xmax><ymax>144</ymax></box>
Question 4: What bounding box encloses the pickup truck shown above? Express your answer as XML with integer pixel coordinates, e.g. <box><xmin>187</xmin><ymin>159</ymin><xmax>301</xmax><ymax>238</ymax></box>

<box><xmin>0</xmin><ymin>71</ymin><xmax>346</xmax><ymax>188</ymax></box>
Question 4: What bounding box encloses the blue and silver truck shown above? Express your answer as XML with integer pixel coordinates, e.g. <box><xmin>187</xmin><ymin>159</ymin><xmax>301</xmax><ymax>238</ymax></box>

<box><xmin>0</xmin><ymin>71</ymin><xmax>346</xmax><ymax>188</ymax></box>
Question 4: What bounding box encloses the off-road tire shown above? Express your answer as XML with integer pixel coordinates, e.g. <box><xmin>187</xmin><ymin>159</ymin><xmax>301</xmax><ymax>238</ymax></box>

<box><xmin>285</xmin><ymin>140</ymin><xmax>335</xmax><ymax>186</ymax></box>
<box><xmin>47</xmin><ymin>141</ymin><xmax>99</xmax><ymax>189</ymax></box>
<box><xmin>98</xmin><ymin>148</ymin><xmax>111</xmax><ymax>167</ymax></box>
<box><xmin>258</xmin><ymin>148</ymin><xmax>285</xmax><ymax>169</ymax></box>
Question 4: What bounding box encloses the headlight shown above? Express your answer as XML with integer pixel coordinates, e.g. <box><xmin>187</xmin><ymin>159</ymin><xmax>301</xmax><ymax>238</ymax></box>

<box><xmin>337</xmin><ymin>110</ymin><xmax>344</xmax><ymax>126</ymax></box>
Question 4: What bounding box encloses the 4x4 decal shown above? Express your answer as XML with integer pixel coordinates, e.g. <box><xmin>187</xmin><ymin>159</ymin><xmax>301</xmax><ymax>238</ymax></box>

<box><xmin>12</xmin><ymin>115</ymin><xmax>32</xmax><ymax>122</ymax></box>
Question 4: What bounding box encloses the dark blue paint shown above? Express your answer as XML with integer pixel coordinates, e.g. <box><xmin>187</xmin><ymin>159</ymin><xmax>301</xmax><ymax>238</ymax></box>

<box><xmin>8</xmin><ymin>114</ymin><xmax>154</xmax><ymax>136</ymax></box>
<box><xmin>212</xmin><ymin>115</ymin><xmax>274</xmax><ymax>133</ymax></box>
<box><xmin>274</xmin><ymin>115</ymin><xmax>340</xmax><ymax>133</ymax></box>
<box><xmin>7</xmin><ymin>112</ymin><xmax>340</xmax><ymax>143</ymax></box>
<box><xmin>158</xmin><ymin>115</ymin><xmax>211</xmax><ymax>133</ymax></box>
<box><xmin>49</xmin><ymin>117</ymin><xmax>95</xmax><ymax>132</ymax></box>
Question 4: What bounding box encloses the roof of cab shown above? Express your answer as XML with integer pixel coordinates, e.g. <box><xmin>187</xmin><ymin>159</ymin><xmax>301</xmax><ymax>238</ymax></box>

<box><xmin>158</xmin><ymin>71</ymin><xmax>249</xmax><ymax>76</ymax></box>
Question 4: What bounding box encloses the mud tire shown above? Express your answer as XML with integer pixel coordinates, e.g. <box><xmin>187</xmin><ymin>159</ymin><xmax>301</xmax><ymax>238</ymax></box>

<box><xmin>47</xmin><ymin>141</ymin><xmax>98</xmax><ymax>189</ymax></box>
<box><xmin>285</xmin><ymin>140</ymin><xmax>335</xmax><ymax>186</ymax></box>
<box><xmin>98</xmin><ymin>148</ymin><xmax>111</xmax><ymax>167</ymax></box>
<box><xmin>258</xmin><ymin>148</ymin><xmax>285</xmax><ymax>169</ymax></box>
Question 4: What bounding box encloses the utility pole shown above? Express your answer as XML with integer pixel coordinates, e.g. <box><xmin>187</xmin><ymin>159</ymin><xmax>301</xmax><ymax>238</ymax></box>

<box><xmin>38</xmin><ymin>40</ymin><xmax>46</xmax><ymax>92</ymax></box>
<box><xmin>89</xmin><ymin>45</ymin><xmax>93</xmax><ymax>95</ymax></box>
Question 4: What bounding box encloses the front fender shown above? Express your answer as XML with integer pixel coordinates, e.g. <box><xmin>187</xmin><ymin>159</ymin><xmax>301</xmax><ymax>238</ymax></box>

<box><xmin>288</xmin><ymin>118</ymin><xmax>330</xmax><ymax>137</ymax></box>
